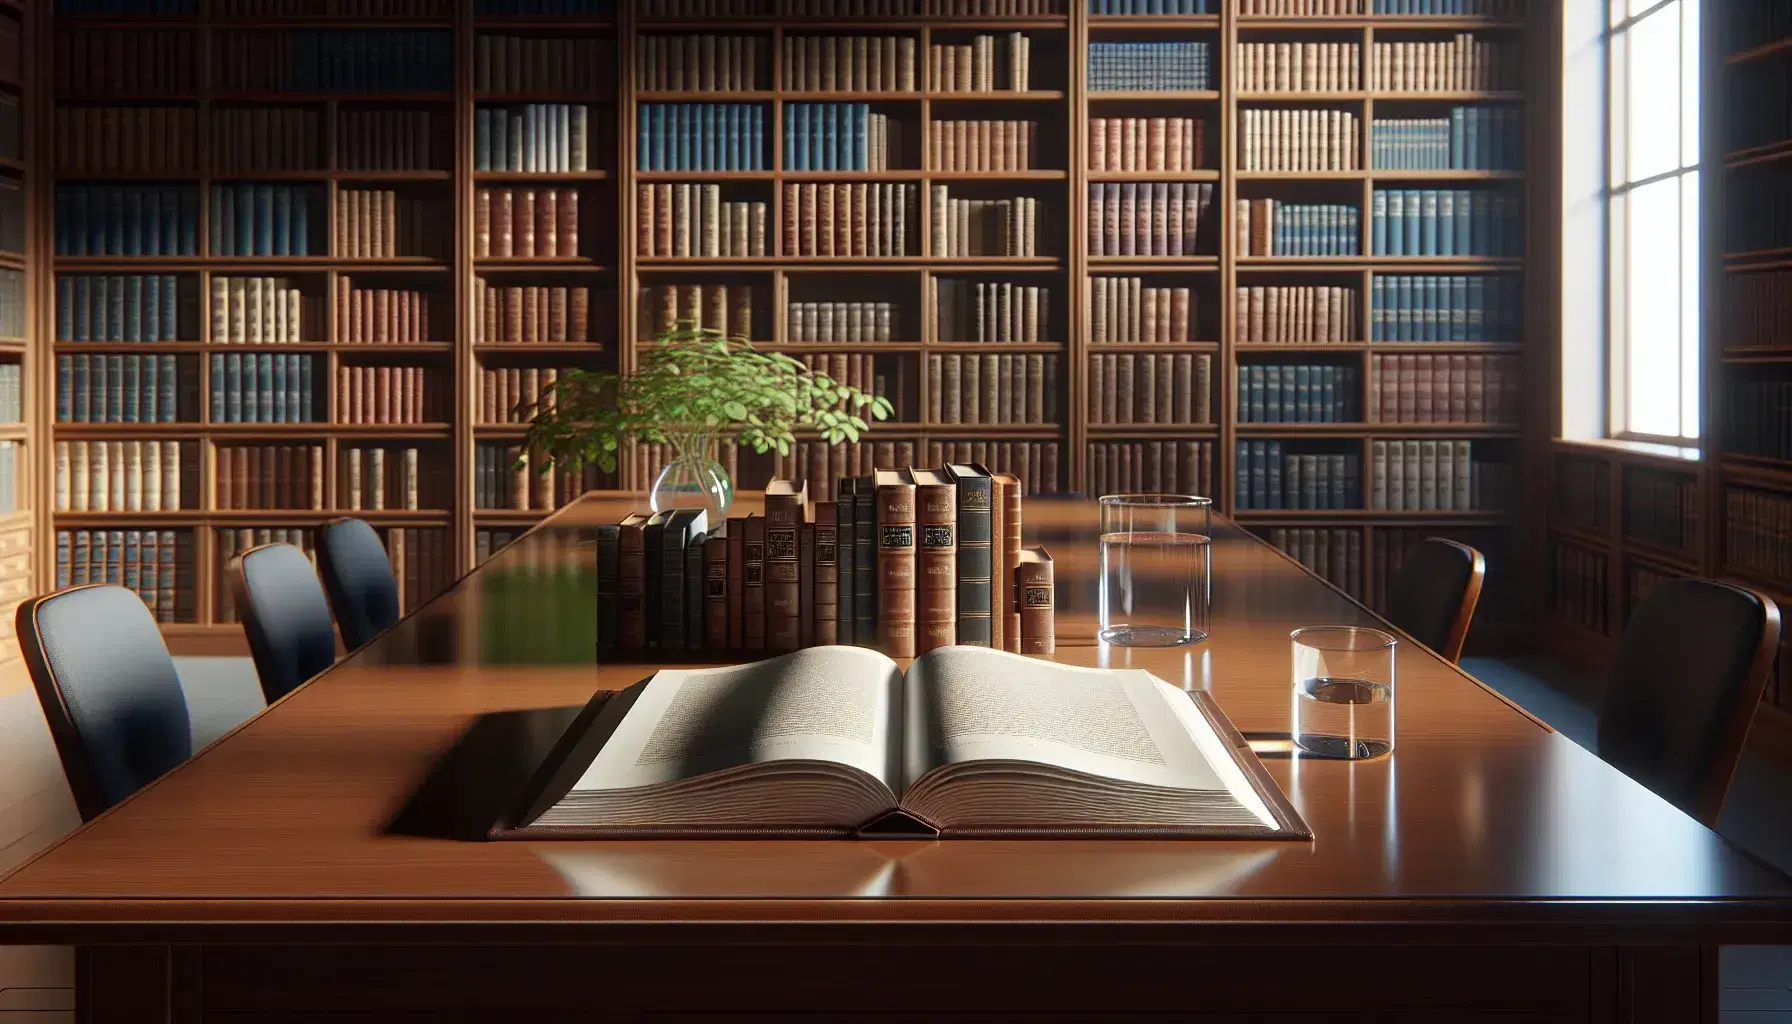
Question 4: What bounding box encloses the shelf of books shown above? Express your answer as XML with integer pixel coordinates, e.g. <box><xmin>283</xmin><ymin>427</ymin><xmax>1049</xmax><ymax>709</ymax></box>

<box><xmin>0</xmin><ymin>0</ymin><xmax>29</xmax><ymax>690</ymax></box>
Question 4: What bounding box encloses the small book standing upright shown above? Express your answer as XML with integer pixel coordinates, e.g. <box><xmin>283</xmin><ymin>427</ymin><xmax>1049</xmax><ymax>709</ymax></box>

<box><xmin>494</xmin><ymin>646</ymin><xmax>1309</xmax><ymax>840</ymax></box>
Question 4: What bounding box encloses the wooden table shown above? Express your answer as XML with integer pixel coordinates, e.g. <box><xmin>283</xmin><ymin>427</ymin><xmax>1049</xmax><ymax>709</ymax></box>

<box><xmin>1</xmin><ymin>495</ymin><xmax>1788</xmax><ymax>1021</ymax></box>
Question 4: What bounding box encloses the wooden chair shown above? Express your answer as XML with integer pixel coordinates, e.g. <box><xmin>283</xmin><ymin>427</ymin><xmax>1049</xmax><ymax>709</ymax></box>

<box><xmin>316</xmin><ymin>517</ymin><xmax>401</xmax><ymax>650</ymax></box>
<box><xmin>1598</xmin><ymin>579</ymin><xmax>1781</xmax><ymax>828</ymax></box>
<box><xmin>230</xmin><ymin>543</ymin><xmax>339</xmax><ymax>704</ymax></box>
<box><xmin>16</xmin><ymin>584</ymin><xmax>194</xmax><ymax>820</ymax></box>
<box><xmin>1386</xmin><ymin>537</ymin><xmax>1485</xmax><ymax>663</ymax></box>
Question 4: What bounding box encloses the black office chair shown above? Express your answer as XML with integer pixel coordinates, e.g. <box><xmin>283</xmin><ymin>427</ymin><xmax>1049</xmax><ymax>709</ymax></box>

<box><xmin>316</xmin><ymin>517</ymin><xmax>401</xmax><ymax>650</ymax></box>
<box><xmin>1598</xmin><ymin>579</ymin><xmax>1781</xmax><ymax>828</ymax></box>
<box><xmin>230</xmin><ymin>543</ymin><xmax>338</xmax><ymax>704</ymax></box>
<box><xmin>1386</xmin><ymin>537</ymin><xmax>1485</xmax><ymax>664</ymax></box>
<box><xmin>16</xmin><ymin>584</ymin><xmax>194</xmax><ymax>821</ymax></box>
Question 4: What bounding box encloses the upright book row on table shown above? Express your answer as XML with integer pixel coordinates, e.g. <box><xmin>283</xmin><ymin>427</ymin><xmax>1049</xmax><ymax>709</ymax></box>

<box><xmin>38</xmin><ymin>0</ymin><xmax>1532</xmax><ymax>650</ymax></box>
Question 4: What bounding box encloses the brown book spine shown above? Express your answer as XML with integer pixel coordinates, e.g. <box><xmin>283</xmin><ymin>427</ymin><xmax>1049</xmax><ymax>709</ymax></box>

<box><xmin>798</xmin><ymin>522</ymin><xmax>815</xmax><ymax>650</ymax></box>
<box><xmin>812</xmin><ymin>500</ymin><xmax>838</xmax><ymax>646</ymax></box>
<box><xmin>994</xmin><ymin>472</ymin><xmax>1023</xmax><ymax>652</ymax></box>
<box><xmin>874</xmin><ymin>470</ymin><xmax>917</xmax><ymax>658</ymax></box>
<box><xmin>914</xmin><ymin>475</ymin><xmax>957</xmax><ymax>654</ymax></box>
<box><xmin>703</xmin><ymin>534</ymin><xmax>728</xmax><ymax>650</ymax></box>
<box><xmin>742</xmin><ymin>515</ymin><xmax>765</xmax><ymax>651</ymax></box>
<box><xmin>989</xmin><ymin>466</ymin><xmax>1005</xmax><ymax>651</ymax></box>
<box><xmin>1015</xmin><ymin>547</ymin><xmax>1055</xmax><ymax>655</ymax></box>
<box><xmin>765</xmin><ymin>482</ymin><xmax>804</xmax><ymax>653</ymax></box>
<box><xmin>726</xmin><ymin>517</ymin><xmax>745</xmax><ymax>651</ymax></box>
<box><xmin>617</xmin><ymin>520</ymin><xmax>647</xmax><ymax>652</ymax></box>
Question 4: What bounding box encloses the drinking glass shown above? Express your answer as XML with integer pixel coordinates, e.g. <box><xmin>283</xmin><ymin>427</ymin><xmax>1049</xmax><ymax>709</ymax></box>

<box><xmin>1098</xmin><ymin>494</ymin><xmax>1212</xmax><ymax>647</ymax></box>
<box><xmin>1290</xmin><ymin>626</ymin><xmax>1396</xmax><ymax>759</ymax></box>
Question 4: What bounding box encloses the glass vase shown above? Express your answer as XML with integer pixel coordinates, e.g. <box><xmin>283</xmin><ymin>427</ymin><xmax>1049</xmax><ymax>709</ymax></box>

<box><xmin>649</xmin><ymin>431</ymin><xmax>733</xmax><ymax>525</ymax></box>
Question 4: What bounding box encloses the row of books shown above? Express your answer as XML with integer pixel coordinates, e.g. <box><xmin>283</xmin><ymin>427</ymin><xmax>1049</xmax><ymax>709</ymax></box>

<box><xmin>637</xmin><ymin>104</ymin><xmax>769</xmax><ymax>172</ymax></box>
<box><xmin>1091</xmin><ymin>278</ymin><xmax>1199</xmax><ymax>345</ymax></box>
<box><xmin>1724</xmin><ymin>3</ymin><xmax>1792</xmax><ymax>55</ymax></box>
<box><xmin>1550</xmin><ymin>539</ymin><xmax>1608</xmax><ymax>635</ymax></box>
<box><xmin>55</xmin><ymin>30</ymin><xmax>197</xmax><ymax>97</ymax></box>
<box><xmin>744</xmin><ymin>439</ymin><xmax>1060</xmax><ymax>498</ymax></box>
<box><xmin>642</xmin><ymin>284</ymin><xmax>755</xmax><ymax>341</ymax></box>
<box><xmin>930</xmin><ymin>188</ymin><xmax>1043</xmax><ymax>258</ymax></box>
<box><xmin>215</xmin><ymin>530</ymin><xmax>316</xmax><ymax>624</ymax></box>
<box><xmin>780</xmin><ymin>35</ymin><xmax>919</xmax><ymax>94</ymax></box>
<box><xmin>1369</xmin><ymin>439</ymin><xmax>1497</xmax><ymax>511</ymax></box>
<box><xmin>927</xmin><ymin>34</ymin><xmax>1033</xmax><ymax>93</ymax></box>
<box><xmin>215</xmin><ymin>444</ymin><xmax>327</xmax><ymax>511</ymax></box>
<box><xmin>1088</xmin><ymin>41</ymin><xmax>1210</xmax><ymax>92</ymax></box>
<box><xmin>1088</xmin><ymin>352</ymin><xmax>1214</xmax><ymax>425</ymax></box>
<box><xmin>216</xmin><ymin>0</ymin><xmax>450</xmax><ymax>15</ymax></box>
<box><xmin>639</xmin><ymin>0</ymin><xmax>1062</xmax><ymax>12</ymax></box>
<box><xmin>214</xmin><ymin>30</ymin><xmax>453</xmax><ymax>94</ymax></box>
<box><xmin>1725</xmin><ymin>268</ymin><xmax>1792</xmax><ymax>351</ymax></box>
<box><xmin>473</xmin><ymin>444</ymin><xmax>602</xmax><ymax>511</ymax></box>
<box><xmin>787</xmin><ymin>104</ymin><xmax>901</xmax><ymax>172</ymax></box>
<box><xmin>1723</xmin><ymin>378</ymin><xmax>1792</xmax><ymax>461</ymax></box>
<box><xmin>57</xmin><ymin>354</ymin><xmax>191</xmax><ymax>423</ymax></box>
<box><xmin>1553</xmin><ymin>454</ymin><xmax>1610</xmax><ymax>534</ymax></box>
<box><xmin>1728</xmin><ymin>167</ymin><xmax>1792</xmax><ymax>254</ymax></box>
<box><xmin>1235</xmin><ymin>285</ymin><xmax>1356</xmax><ymax>344</ymax></box>
<box><xmin>212</xmin><ymin>277</ymin><xmax>315</xmax><ymax>345</ymax></box>
<box><xmin>1236</xmin><ymin>200</ymin><xmax>1360</xmax><ymax>257</ymax></box>
<box><xmin>930</xmin><ymin>120</ymin><xmax>1036</xmax><ymax>172</ymax></box>
<box><xmin>210</xmin><ymin>353</ymin><xmax>319</xmax><ymax>423</ymax></box>
<box><xmin>217</xmin><ymin>107</ymin><xmax>321</xmax><ymax>174</ymax></box>
<box><xmin>1262</xmin><ymin>527</ymin><xmax>1363</xmax><ymax>603</ymax></box>
<box><xmin>56</xmin><ymin>0</ymin><xmax>197</xmax><ymax>11</ymax></box>
<box><xmin>384</xmin><ymin>527</ymin><xmax>455</xmax><ymax>617</ymax></box>
<box><xmin>1369</xmin><ymin>0</ymin><xmax>1522</xmax><ymax>11</ymax></box>
<box><xmin>1370</xmin><ymin>108</ymin><xmax>1524</xmax><ymax>171</ymax></box>
<box><xmin>0</xmin><ymin>270</ymin><xmax>18</xmax><ymax>340</ymax></box>
<box><xmin>925</xmin><ymin>352</ymin><xmax>1061</xmax><ymax>425</ymax></box>
<box><xmin>341</xmin><ymin>446</ymin><xmax>435</xmax><ymax>512</ymax></box>
<box><xmin>1238</xmin><ymin>110</ymin><xmax>1360</xmax><ymax>173</ymax></box>
<box><xmin>55</xmin><ymin>107</ymin><xmax>197</xmax><ymax>176</ymax></box>
<box><xmin>336</xmin><ymin>366</ymin><xmax>441</xmax><ymax>425</ymax></box>
<box><xmin>473</xmin><ymin>34</ymin><xmax>611</xmax><ymax>96</ymax></box>
<box><xmin>1234</xmin><ymin>443</ymin><xmax>1363</xmax><ymax>511</ymax></box>
<box><xmin>1622</xmin><ymin>468</ymin><xmax>1696</xmax><ymax>553</ymax></box>
<box><xmin>1370</xmin><ymin>189</ymin><xmax>1523</xmax><ymax>258</ymax></box>
<box><xmin>208</xmin><ymin>185</ymin><xmax>316</xmax><ymax>258</ymax></box>
<box><xmin>1237</xmin><ymin>363</ymin><xmax>1360</xmax><ymax>424</ymax></box>
<box><xmin>794</xmin><ymin>353</ymin><xmax>912</xmax><ymax>419</ymax></box>
<box><xmin>474</xmin><ymin>105</ymin><xmax>593</xmax><ymax>175</ymax></box>
<box><xmin>473</xmin><ymin>187</ymin><xmax>582</xmax><ymax>259</ymax></box>
<box><xmin>54</xmin><ymin>185</ymin><xmax>198</xmax><ymax>257</ymax></box>
<box><xmin>339</xmin><ymin>188</ymin><xmax>444</xmax><ymax>260</ymax></box>
<box><xmin>1088</xmin><ymin>441</ymin><xmax>1213</xmax><ymax>500</ymax></box>
<box><xmin>1372</xmin><ymin>274</ymin><xmax>1523</xmax><ymax>343</ymax></box>
<box><xmin>1725</xmin><ymin>486</ymin><xmax>1792</xmax><ymax>587</ymax></box>
<box><xmin>639</xmin><ymin>185</ymin><xmax>770</xmax><ymax>259</ymax></box>
<box><xmin>935</xmin><ymin>280</ymin><xmax>1052</xmax><ymax>343</ymax></box>
<box><xmin>1090</xmin><ymin>0</ymin><xmax>1211</xmax><ymax>11</ymax></box>
<box><xmin>1087</xmin><ymin>117</ymin><xmax>1204</xmax><ymax>173</ymax></box>
<box><xmin>477</xmin><ymin>366</ymin><xmax>567</xmax><ymax>425</ymax></box>
<box><xmin>636</xmin><ymin>35</ymin><xmax>768</xmax><ymax>93</ymax></box>
<box><xmin>1368</xmin><ymin>36</ymin><xmax>1520</xmax><ymax>92</ymax></box>
<box><xmin>1235</xmin><ymin>42</ymin><xmax>1359</xmax><ymax>94</ymax></box>
<box><xmin>1087</xmin><ymin>182</ymin><xmax>1217</xmax><ymax>257</ymax></box>
<box><xmin>790</xmin><ymin>183</ymin><xmax>919</xmax><ymax>257</ymax></box>
<box><xmin>0</xmin><ymin>364</ymin><xmax>19</xmax><ymax>423</ymax></box>
<box><xmin>55</xmin><ymin>530</ymin><xmax>194</xmax><ymax>625</ymax></box>
<box><xmin>54</xmin><ymin>440</ymin><xmax>198</xmax><ymax>513</ymax></box>
<box><xmin>339</xmin><ymin>280</ymin><xmax>438</xmax><ymax>345</ymax></box>
<box><xmin>476</xmin><ymin>528</ymin><xmax>522</xmax><ymax>566</ymax></box>
<box><xmin>239</xmin><ymin>108</ymin><xmax>439</xmax><ymax>175</ymax></box>
<box><xmin>1370</xmin><ymin>353</ymin><xmax>1518</xmax><ymax>424</ymax></box>
<box><xmin>474</xmin><ymin>282</ymin><xmax>602</xmax><ymax>345</ymax></box>
<box><xmin>57</xmin><ymin>275</ymin><xmax>190</xmax><ymax>343</ymax></box>
<box><xmin>786</xmin><ymin>301</ymin><xmax>901</xmax><ymax>343</ymax></box>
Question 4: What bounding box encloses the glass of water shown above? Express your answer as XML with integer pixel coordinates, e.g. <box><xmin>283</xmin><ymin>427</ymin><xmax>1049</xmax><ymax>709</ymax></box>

<box><xmin>1290</xmin><ymin>626</ymin><xmax>1396</xmax><ymax>759</ymax></box>
<box><xmin>1098</xmin><ymin>494</ymin><xmax>1212</xmax><ymax>647</ymax></box>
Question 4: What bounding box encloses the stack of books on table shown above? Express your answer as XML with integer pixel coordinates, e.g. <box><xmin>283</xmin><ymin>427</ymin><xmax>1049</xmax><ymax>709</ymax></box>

<box><xmin>594</xmin><ymin>469</ymin><xmax>1055</xmax><ymax>660</ymax></box>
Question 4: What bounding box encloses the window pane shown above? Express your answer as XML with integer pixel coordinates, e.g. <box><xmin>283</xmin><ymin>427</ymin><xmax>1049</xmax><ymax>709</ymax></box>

<box><xmin>1626</xmin><ymin>177</ymin><xmax>1681</xmax><ymax>436</ymax></box>
<box><xmin>1630</xmin><ymin>0</ymin><xmax>1664</xmax><ymax>16</ymax></box>
<box><xmin>1680</xmin><ymin>171</ymin><xmax>1701</xmax><ymax>438</ymax></box>
<box><xmin>1627</xmin><ymin>6</ymin><xmax>1681</xmax><ymax>182</ymax></box>
<box><xmin>1681</xmin><ymin>0</ymin><xmax>1700</xmax><ymax>167</ymax></box>
<box><xmin>1612</xmin><ymin>0</ymin><xmax>1626</xmax><ymax>27</ymax></box>
<box><xmin>1609</xmin><ymin>28</ymin><xmax>1629</xmax><ymax>190</ymax></box>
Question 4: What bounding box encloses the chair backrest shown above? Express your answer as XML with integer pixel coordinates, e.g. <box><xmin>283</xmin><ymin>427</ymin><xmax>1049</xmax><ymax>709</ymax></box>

<box><xmin>230</xmin><ymin>543</ymin><xmax>338</xmax><ymax>704</ymax></box>
<box><xmin>1386</xmin><ymin>538</ymin><xmax>1485</xmax><ymax>663</ymax></box>
<box><xmin>316</xmin><ymin>517</ymin><xmax>400</xmax><ymax>650</ymax></box>
<box><xmin>16</xmin><ymin>584</ymin><xmax>193</xmax><ymax>821</ymax></box>
<box><xmin>1598</xmin><ymin>579</ymin><xmax>1781</xmax><ymax>827</ymax></box>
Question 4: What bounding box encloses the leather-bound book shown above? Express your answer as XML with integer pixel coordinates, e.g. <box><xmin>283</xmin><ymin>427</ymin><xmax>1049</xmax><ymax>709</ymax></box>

<box><xmin>834</xmin><ymin>480</ymin><xmax>854</xmax><ymax>645</ymax></box>
<box><xmin>642</xmin><ymin>510</ymin><xmax>670</xmax><ymax>651</ymax></box>
<box><xmin>662</xmin><ymin>509</ymin><xmax>706</xmax><ymax>653</ymax></box>
<box><xmin>617</xmin><ymin>512</ymin><xmax>650</xmax><ymax>653</ymax></box>
<box><xmin>910</xmin><ymin>467</ymin><xmax>957</xmax><ymax>654</ymax></box>
<box><xmin>852</xmin><ymin>474</ymin><xmax>876</xmax><ymax>643</ymax></box>
<box><xmin>799</xmin><ymin>522</ymin><xmax>815</xmax><ymax>650</ymax></box>
<box><xmin>874</xmin><ymin>468</ymin><xmax>916</xmax><ymax>658</ymax></box>
<box><xmin>516</xmin><ymin>189</ymin><xmax>536</xmax><ymax>257</ymax></box>
<box><xmin>686</xmin><ymin>529</ymin><xmax>707</xmax><ymax>655</ymax></box>
<box><xmin>743</xmin><ymin>514</ymin><xmax>766</xmax><ymax>652</ymax></box>
<box><xmin>943</xmin><ymin>464</ymin><xmax>992</xmax><ymax>646</ymax></box>
<box><xmin>813</xmin><ymin>500</ymin><xmax>839</xmax><ymax>646</ymax></box>
<box><xmin>1015</xmin><ymin>546</ymin><xmax>1054</xmax><ymax>656</ymax></box>
<box><xmin>992</xmin><ymin>471</ymin><xmax>1023</xmax><ymax>652</ymax></box>
<box><xmin>764</xmin><ymin>479</ymin><xmax>806</xmax><ymax>653</ymax></box>
<box><xmin>726</xmin><ymin>516</ymin><xmax>746</xmax><ymax>651</ymax></box>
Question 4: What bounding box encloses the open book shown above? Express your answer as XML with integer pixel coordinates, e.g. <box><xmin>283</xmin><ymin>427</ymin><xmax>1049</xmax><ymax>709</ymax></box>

<box><xmin>497</xmin><ymin>646</ymin><xmax>1308</xmax><ymax>840</ymax></box>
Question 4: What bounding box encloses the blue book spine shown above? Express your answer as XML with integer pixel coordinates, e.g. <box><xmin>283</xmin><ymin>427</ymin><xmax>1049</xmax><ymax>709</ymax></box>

<box><xmin>855</xmin><ymin>102</ymin><xmax>868</xmax><ymax>171</ymax></box>
<box><xmin>1371</xmin><ymin>191</ymin><xmax>1387</xmax><ymax>256</ymax></box>
<box><xmin>288</xmin><ymin>354</ymin><xmax>303</xmax><ymax>422</ymax></box>
<box><xmin>108</xmin><ymin>277</ymin><xmax>125</xmax><ymax>342</ymax></box>
<box><xmin>274</xmin><ymin>187</ymin><xmax>293</xmax><ymax>257</ymax></box>
<box><xmin>144</xmin><ymin>275</ymin><xmax>161</xmax><ymax>342</ymax></box>
<box><xmin>1235</xmin><ymin>441</ymin><xmax>1251</xmax><ymax>509</ymax></box>
<box><xmin>54</xmin><ymin>188</ymin><xmax>70</xmax><ymax>255</ymax></box>
<box><xmin>1455</xmin><ymin>187</ymin><xmax>1472</xmax><ymax>253</ymax></box>
<box><xmin>1386</xmin><ymin>191</ymin><xmax>1403</xmax><ymax>256</ymax></box>
<box><xmin>162</xmin><ymin>275</ymin><xmax>178</xmax><ymax>340</ymax></box>
<box><xmin>209</xmin><ymin>188</ymin><xmax>225</xmax><ymax>256</ymax></box>
<box><xmin>173</xmin><ymin>189</ymin><xmax>193</xmax><ymax>255</ymax></box>
<box><xmin>299</xmin><ymin>354</ymin><xmax>313</xmax><ymax>420</ymax></box>
<box><xmin>1249</xmin><ymin>365</ymin><xmax>1264</xmax><ymax>421</ymax></box>
<box><xmin>1465</xmin><ymin>107</ymin><xmax>1480</xmax><ymax>169</ymax></box>
<box><xmin>123</xmin><ymin>355</ymin><xmax>140</xmax><ymax>423</ymax></box>
<box><xmin>1420</xmin><ymin>190</ymin><xmax>1438</xmax><ymax>256</ymax></box>
<box><xmin>125</xmin><ymin>190</ymin><xmax>143</xmax><ymax>255</ymax></box>
<box><xmin>291</xmin><ymin>190</ymin><xmax>309</xmax><ymax>256</ymax></box>
<box><xmin>785</xmin><ymin>105</ymin><xmax>798</xmax><ymax>172</ymax></box>
<box><xmin>56</xmin><ymin>532</ymin><xmax>68</xmax><ymax>589</ymax></box>
<box><xmin>57</xmin><ymin>356</ymin><xmax>72</xmax><ymax>422</ymax></box>
<box><xmin>231</xmin><ymin>185</ymin><xmax>251</xmax><ymax>256</ymax></box>
<box><xmin>158</xmin><ymin>355</ymin><xmax>175</xmax><ymax>422</ymax></box>
<box><xmin>1472</xmin><ymin>190</ymin><xmax>1491</xmax><ymax>256</ymax></box>
<box><xmin>144</xmin><ymin>189</ymin><xmax>163</xmax><ymax>255</ymax></box>
<box><xmin>1397</xmin><ymin>277</ymin><xmax>1414</xmax><ymax>342</ymax></box>
<box><xmin>637</xmin><ymin>106</ymin><xmax>652</xmax><ymax>171</ymax></box>
<box><xmin>1370</xmin><ymin>277</ymin><xmax>1384</xmax><ymax>341</ymax></box>
<box><xmin>1402</xmin><ymin>190</ymin><xmax>1420</xmax><ymax>255</ymax></box>
<box><xmin>90</xmin><ymin>277</ymin><xmax>109</xmax><ymax>342</ymax></box>
<box><xmin>142</xmin><ymin>353</ymin><xmax>159</xmax><ymax>421</ymax></box>
<box><xmin>127</xmin><ymin>275</ymin><xmax>144</xmax><ymax>342</ymax></box>
<box><xmin>76</xmin><ymin>355</ymin><xmax>93</xmax><ymax>422</ymax></box>
<box><xmin>106</xmin><ymin>355</ymin><xmax>123</xmax><ymax>423</ymax></box>
<box><xmin>272</xmin><ymin>353</ymin><xmax>288</xmax><ymax>423</ymax></box>
<box><xmin>80</xmin><ymin>187</ymin><xmax>101</xmax><ymax>255</ymax></box>
<box><xmin>255</xmin><ymin>186</ymin><xmax>275</xmax><ymax>256</ymax></box>
<box><xmin>224</xmin><ymin>353</ymin><xmax>241</xmax><ymax>423</ymax></box>
<box><xmin>70</xmin><ymin>278</ymin><xmax>88</xmax><ymax>341</ymax></box>
<box><xmin>258</xmin><ymin>353</ymin><xmax>274</xmax><ymax>424</ymax></box>
<box><xmin>1266</xmin><ymin>442</ymin><xmax>1282</xmax><ymax>509</ymax></box>
<box><xmin>1321</xmin><ymin>366</ymin><xmax>1336</xmax><ymax>423</ymax></box>
<box><xmin>56</xmin><ymin>277</ymin><xmax>74</xmax><ymax>341</ymax></box>
<box><xmin>106</xmin><ymin>187</ymin><xmax>125</xmax><ymax>255</ymax></box>
<box><xmin>1438</xmin><ymin>189</ymin><xmax>1455</xmax><ymax>256</ymax></box>
<box><xmin>1452</xmin><ymin>275</ymin><xmax>1469</xmax><ymax>342</ymax></box>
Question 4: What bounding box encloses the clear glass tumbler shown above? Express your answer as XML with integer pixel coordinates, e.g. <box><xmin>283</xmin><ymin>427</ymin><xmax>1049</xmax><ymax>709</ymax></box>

<box><xmin>1098</xmin><ymin>494</ymin><xmax>1212</xmax><ymax>647</ymax></box>
<box><xmin>1290</xmin><ymin>626</ymin><xmax>1397</xmax><ymax>759</ymax></box>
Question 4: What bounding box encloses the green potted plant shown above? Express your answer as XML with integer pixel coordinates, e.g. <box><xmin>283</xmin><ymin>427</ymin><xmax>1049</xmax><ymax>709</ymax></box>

<box><xmin>521</xmin><ymin>321</ymin><xmax>893</xmax><ymax>521</ymax></box>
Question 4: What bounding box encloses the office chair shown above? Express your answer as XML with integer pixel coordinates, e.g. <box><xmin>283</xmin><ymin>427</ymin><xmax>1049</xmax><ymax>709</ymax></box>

<box><xmin>229</xmin><ymin>543</ymin><xmax>338</xmax><ymax>703</ymax></box>
<box><xmin>1387</xmin><ymin>537</ymin><xmax>1485</xmax><ymax>663</ymax></box>
<box><xmin>316</xmin><ymin>517</ymin><xmax>401</xmax><ymax>650</ymax></box>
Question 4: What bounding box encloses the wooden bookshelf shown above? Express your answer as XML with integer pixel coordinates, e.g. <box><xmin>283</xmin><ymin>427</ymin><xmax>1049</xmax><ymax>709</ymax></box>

<box><xmin>36</xmin><ymin>0</ymin><xmax>1541</xmax><ymax>652</ymax></box>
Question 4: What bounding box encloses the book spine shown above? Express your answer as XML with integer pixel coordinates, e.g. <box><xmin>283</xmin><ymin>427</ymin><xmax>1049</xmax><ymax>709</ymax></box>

<box><xmin>813</xmin><ymin>500</ymin><xmax>839</xmax><ymax>646</ymax></box>
<box><xmin>766</xmin><ymin>492</ymin><xmax>802</xmax><ymax>652</ymax></box>
<box><xmin>915</xmin><ymin>480</ymin><xmax>957</xmax><ymax>654</ymax></box>
<box><xmin>1016</xmin><ymin>550</ymin><xmax>1055</xmax><ymax>655</ymax></box>
<box><xmin>743</xmin><ymin>516</ymin><xmax>765</xmax><ymax>651</ymax></box>
<box><xmin>853</xmin><ymin>484</ymin><xmax>875</xmax><ymax>643</ymax></box>
<box><xmin>1001</xmin><ymin>478</ymin><xmax>1022</xmax><ymax>651</ymax></box>
<box><xmin>875</xmin><ymin>478</ymin><xmax>916</xmax><ymax>658</ymax></box>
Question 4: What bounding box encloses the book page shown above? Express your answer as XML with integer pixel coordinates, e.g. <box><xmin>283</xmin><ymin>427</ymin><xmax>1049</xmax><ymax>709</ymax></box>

<box><xmin>570</xmin><ymin>646</ymin><xmax>905</xmax><ymax>794</ymax></box>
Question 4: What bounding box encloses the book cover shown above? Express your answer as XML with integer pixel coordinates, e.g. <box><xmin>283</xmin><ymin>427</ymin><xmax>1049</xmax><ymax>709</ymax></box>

<box><xmin>873</xmin><ymin>468</ymin><xmax>917</xmax><ymax>658</ymax></box>
<box><xmin>910</xmin><ymin>468</ymin><xmax>957</xmax><ymax>654</ymax></box>
<box><xmin>743</xmin><ymin>514</ymin><xmax>766</xmax><ymax>651</ymax></box>
<box><xmin>764</xmin><ymin>479</ymin><xmax>807</xmax><ymax>653</ymax></box>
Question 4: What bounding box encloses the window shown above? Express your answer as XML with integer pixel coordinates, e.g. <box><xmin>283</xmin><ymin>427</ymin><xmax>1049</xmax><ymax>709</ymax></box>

<box><xmin>1606</xmin><ymin>0</ymin><xmax>1701</xmax><ymax>442</ymax></box>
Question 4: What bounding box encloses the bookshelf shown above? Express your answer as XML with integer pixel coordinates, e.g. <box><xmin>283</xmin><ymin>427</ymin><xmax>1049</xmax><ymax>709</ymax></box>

<box><xmin>39</xmin><ymin>0</ymin><xmax>1539</xmax><ymax>654</ymax></box>
<box><xmin>0</xmin><ymin>0</ymin><xmax>31</xmax><ymax>692</ymax></box>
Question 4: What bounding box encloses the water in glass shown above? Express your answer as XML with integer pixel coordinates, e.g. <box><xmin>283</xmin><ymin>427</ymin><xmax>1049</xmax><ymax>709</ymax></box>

<box><xmin>1293</xmin><ymin>676</ymin><xmax>1394</xmax><ymax>759</ymax></box>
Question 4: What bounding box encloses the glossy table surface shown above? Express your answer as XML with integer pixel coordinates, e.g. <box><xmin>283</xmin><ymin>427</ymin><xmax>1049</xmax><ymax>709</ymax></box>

<box><xmin>1</xmin><ymin>494</ymin><xmax>1788</xmax><ymax>943</ymax></box>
